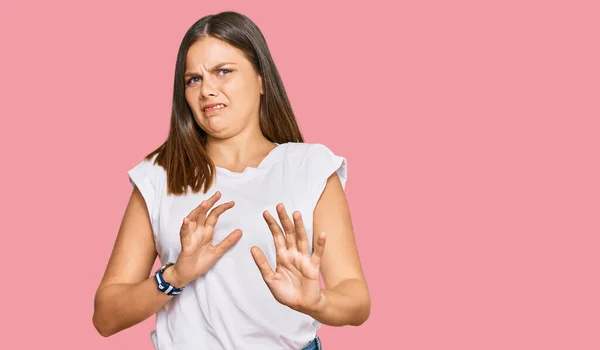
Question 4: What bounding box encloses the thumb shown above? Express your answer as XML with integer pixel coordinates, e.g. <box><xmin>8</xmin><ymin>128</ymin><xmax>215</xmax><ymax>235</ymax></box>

<box><xmin>251</xmin><ymin>246</ymin><xmax>274</xmax><ymax>282</ymax></box>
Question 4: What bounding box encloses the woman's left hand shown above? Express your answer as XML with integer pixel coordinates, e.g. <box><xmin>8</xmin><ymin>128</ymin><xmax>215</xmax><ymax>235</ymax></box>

<box><xmin>251</xmin><ymin>203</ymin><xmax>327</xmax><ymax>315</ymax></box>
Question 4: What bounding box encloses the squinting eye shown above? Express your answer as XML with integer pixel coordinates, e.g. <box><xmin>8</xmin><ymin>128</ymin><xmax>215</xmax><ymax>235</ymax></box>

<box><xmin>218</xmin><ymin>69</ymin><xmax>232</xmax><ymax>75</ymax></box>
<box><xmin>186</xmin><ymin>77</ymin><xmax>201</xmax><ymax>86</ymax></box>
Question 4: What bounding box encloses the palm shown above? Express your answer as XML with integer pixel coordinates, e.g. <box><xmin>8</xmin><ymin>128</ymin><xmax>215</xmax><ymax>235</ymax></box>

<box><xmin>179</xmin><ymin>223</ymin><xmax>218</xmax><ymax>270</ymax></box>
<box><xmin>174</xmin><ymin>191</ymin><xmax>243</xmax><ymax>285</ymax></box>
<box><xmin>251</xmin><ymin>204</ymin><xmax>327</xmax><ymax>314</ymax></box>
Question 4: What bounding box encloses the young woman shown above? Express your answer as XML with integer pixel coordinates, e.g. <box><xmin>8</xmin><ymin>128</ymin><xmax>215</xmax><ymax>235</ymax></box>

<box><xmin>92</xmin><ymin>11</ymin><xmax>370</xmax><ymax>350</ymax></box>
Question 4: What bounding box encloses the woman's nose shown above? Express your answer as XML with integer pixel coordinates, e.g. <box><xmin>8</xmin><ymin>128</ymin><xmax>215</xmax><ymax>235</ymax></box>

<box><xmin>201</xmin><ymin>78</ymin><xmax>219</xmax><ymax>98</ymax></box>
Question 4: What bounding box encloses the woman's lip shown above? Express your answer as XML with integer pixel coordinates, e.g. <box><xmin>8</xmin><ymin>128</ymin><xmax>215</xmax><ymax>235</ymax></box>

<box><xmin>202</xmin><ymin>103</ymin><xmax>227</xmax><ymax>111</ymax></box>
<box><xmin>204</xmin><ymin>105</ymin><xmax>227</xmax><ymax>113</ymax></box>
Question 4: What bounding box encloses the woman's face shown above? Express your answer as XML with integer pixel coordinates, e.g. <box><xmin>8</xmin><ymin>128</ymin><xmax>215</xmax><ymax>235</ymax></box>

<box><xmin>184</xmin><ymin>36</ymin><xmax>263</xmax><ymax>139</ymax></box>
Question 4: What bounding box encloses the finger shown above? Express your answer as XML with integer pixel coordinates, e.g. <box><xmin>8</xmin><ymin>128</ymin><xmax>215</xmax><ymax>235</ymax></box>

<box><xmin>213</xmin><ymin>229</ymin><xmax>243</xmax><ymax>255</ymax></box>
<box><xmin>180</xmin><ymin>217</ymin><xmax>190</xmax><ymax>236</ymax></box>
<box><xmin>179</xmin><ymin>217</ymin><xmax>191</xmax><ymax>243</ymax></box>
<box><xmin>204</xmin><ymin>201</ymin><xmax>235</xmax><ymax>228</ymax></box>
<box><xmin>250</xmin><ymin>246</ymin><xmax>275</xmax><ymax>282</ymax></box>
<box><xmin>292</xmin><ymin>211</ymin><xmax>310</xmax><ymax>256</ymax></box>
<box><xmin>276</xmin><ymin>204</ymin><xmax>297</xmax><ymax>251</ymax></box>
<box><xmin>263</xmin><ymin>210</ymin><xmax>287</xmax><ymax>251</ymax></box>
<box><xmin>190</xmin><ymin>191</ymin><xmax>222</xmax><ymax>221</ymax></box>
<box><xmin>179</xmin><ymin>217</ymin><xmax>196</xmax><ymax>251</ymax></box>
<box><xmin>310</xmin><ymin>231</ymin><xmax>327</xmax><ymax>267</ymax></box>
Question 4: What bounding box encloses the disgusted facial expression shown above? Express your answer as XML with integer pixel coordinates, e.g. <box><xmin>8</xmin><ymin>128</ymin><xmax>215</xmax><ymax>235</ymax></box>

<box><xmin>184</xmin><ymin>36</ymin><xmax>264</xmax><ymax>139</ymax></box>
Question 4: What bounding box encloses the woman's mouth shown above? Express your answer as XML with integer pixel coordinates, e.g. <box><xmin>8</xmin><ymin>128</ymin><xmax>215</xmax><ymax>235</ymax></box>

<box><xmin>203</xmin><ymin>104</ymin><xmax>227</xmax><ymax>113</ymax></box>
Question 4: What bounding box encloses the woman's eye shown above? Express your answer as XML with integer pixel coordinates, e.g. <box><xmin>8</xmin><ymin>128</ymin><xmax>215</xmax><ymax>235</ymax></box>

<box><xmin>186</xmin><ymin>70</ymin><xmax>230</xmax><ymax>86</ymax></box>
<box><xmin>186</xmin><ymin>77</ymin><xmax>201</xmax><ymax>85</ymax></box>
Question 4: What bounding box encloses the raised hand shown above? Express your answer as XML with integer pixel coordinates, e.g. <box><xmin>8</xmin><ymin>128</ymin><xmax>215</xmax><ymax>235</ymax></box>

<box><xmin>250</xmin><ymin>203</ymin><xmax>327</xmax><ymax>314</ymax></box>
<box><xmin>171</xmin><ymin>191</ymin><xmax>243</xmax><ymax>287</ymax></box>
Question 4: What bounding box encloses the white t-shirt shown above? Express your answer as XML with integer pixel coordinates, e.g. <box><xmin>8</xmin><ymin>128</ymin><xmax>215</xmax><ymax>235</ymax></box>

<box><xmin>127</xmin><ymin>142</ymin><xmax>347</xmax><ymax>350</ymax></box>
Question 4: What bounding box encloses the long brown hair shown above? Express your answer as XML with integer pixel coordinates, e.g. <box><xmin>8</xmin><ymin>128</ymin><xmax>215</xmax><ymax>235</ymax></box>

<box><xmin>144</xmin><ymin>11</ymin><xmax>304</xmax><ymax>195</ymax></box>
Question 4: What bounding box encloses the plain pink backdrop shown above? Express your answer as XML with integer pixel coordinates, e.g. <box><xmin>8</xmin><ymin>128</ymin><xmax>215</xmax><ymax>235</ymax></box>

<box><xmin>1</xmin><ymin>0</ymin><xmax>599</xmax><ymax>349</ymax></box>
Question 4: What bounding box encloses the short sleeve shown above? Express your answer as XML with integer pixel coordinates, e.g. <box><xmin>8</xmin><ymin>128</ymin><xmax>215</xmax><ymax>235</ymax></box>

<box><xmin>127</xmin><ymin>156</ymin><xmax>158</xmax><ymax>223</ymax></box>
<box><xmin>306</xmin><ymin>143</ymin><xmax>348</xmax><ymax>204</ymax></box>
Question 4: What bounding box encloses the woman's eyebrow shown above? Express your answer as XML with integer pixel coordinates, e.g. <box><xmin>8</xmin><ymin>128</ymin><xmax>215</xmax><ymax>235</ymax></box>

<box><xmin>185</xmin><ymin>62</ymin><xmax>237</xmax><ymax>77</ymax></box>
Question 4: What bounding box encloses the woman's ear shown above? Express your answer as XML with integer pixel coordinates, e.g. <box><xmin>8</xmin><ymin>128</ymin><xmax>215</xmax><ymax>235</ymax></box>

<box><xmin>259</xmin><ymin>75</ymin><xmax>264</xmax><ymax>95</ymax></box>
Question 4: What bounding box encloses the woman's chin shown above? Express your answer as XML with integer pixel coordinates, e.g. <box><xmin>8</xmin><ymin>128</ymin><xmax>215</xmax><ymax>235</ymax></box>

<box><xmin>204</xmin><ymin>117</ymin><xmax>229</xmax><ymax>132</ymax></box>
<box><xmin>204</xmin><ymin>124</ymin><xmax>238</xmax><ymax>139</ymax></box>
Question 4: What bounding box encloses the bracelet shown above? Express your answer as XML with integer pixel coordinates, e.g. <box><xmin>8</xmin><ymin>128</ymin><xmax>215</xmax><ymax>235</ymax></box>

<box><xmin>154</xmin><ymin>263</ymin><xmax>184</xmax><ymax>296</ymax></box>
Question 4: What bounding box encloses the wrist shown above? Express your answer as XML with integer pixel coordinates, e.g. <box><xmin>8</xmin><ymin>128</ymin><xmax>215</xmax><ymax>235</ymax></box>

<box><xmin>162</xmin><ymin>265</ymin><xmax>186</xmax><ymax>289</ymax></box>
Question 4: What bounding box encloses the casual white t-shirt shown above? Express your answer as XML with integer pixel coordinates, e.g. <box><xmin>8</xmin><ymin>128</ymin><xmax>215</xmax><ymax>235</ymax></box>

<box><xmin>127</xmin><ymin>142</ymin><xmax>347</xmax><ymax>350</ymax></box>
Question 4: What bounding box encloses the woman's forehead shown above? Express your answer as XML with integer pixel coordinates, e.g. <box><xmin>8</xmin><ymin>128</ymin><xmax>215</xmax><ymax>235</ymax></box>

<box><xmin>186</xmin><ymin>37</ymin><xmax>245</xmax><ymax>67</ymax></box>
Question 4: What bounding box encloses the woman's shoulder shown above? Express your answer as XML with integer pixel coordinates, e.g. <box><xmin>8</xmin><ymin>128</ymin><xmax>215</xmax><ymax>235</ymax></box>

<box><xmin>281</xmin><ymin>141</ymin><xmax>347</xmax><ymax>178</ymax></box>
<box><xmin>281</xmin><ymin>142</ymin><xmax>349</xmax><ymax>197</ymax></box>
<box><xmin>127</xmin><ymin>153</ymin><xmax>167</xmax><ymax>189</ymax></box>
<box><xmin>127</xmin><ymin>153</ymin><xmax>167</xmax><ymax>224</ymax></box>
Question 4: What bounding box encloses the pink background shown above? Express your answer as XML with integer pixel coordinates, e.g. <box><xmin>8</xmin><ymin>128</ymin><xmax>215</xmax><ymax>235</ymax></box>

<box><xmin>2</xmin><ymin>0</ymin><xmax>599</xmax><ymax>349</ymax></box>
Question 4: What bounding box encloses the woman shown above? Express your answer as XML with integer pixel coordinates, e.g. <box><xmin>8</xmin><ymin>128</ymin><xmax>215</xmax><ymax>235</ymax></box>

<box><xmin>92</xmin><ymin>11</ymin><xmax>370</xmax><ymax>350</ymax></box>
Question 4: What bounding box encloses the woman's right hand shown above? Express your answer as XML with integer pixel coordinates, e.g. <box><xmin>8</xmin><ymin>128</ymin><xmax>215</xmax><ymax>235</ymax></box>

<box><xmin>171</xmin><ymin>191</ymin><xmax>243</xmax><ymax>287</ymax></box>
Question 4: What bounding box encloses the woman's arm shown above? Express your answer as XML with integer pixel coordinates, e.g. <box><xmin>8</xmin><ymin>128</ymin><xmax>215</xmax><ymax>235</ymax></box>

<box><xmin>309</xmin><ymin>173</ymin><xmax>371</xmax><ymax>326</ymax></box>
<box><xmin>92</xmin><ymin>187</ymin><xmax>183</xmax><ymax>337</ymax></box>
